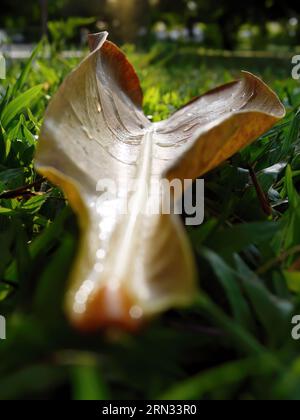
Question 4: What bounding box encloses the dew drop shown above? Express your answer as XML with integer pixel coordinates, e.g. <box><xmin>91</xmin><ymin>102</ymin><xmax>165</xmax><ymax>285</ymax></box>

<box><xmin>81</xmin><ymin>125</ymin><xmax>93</xmax><ymax>140</ymax></box>
<box><xmin>129</xmin><ymin>305</ymin><xmax>143</xmax><ymax>320</ymax></box>
<box><xmin>75</xmin><ymin>290</ymin><xmax>88</xmax><ymax>305</ymax></box>
<box><xmin>99</xmin><ymin>232</ymin><xmax>107</xmax><ymax>241</ymax></box>
<box><xmin>73</xmin><ymin>302</ymin><xmax>86</xmax><ymax>314</ymax></box>
<box><xmin>96</xmin><ymin>249</ymin><xmax>106</xmax><ymax>259</ymax></box>
<box><xmin>82</xmin><ymin>279</ymin><xmax>94</xmax><ymax>293</ymax></box>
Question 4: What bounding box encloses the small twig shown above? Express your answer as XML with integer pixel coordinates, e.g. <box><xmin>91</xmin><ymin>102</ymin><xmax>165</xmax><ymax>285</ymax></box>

<box><xmin>0</xmin><ymin>178</ymin><xmax>45</xmax><ymax>199</ymax></box>
<box><xmin>248</xmin><ymin>164</ymin><xmax>273</xmax><ymax>217</ymax></box>
<box><xmin>166</xmin><ymin>320</ymin><xmax>225</xmax><ymax>337</ymax></box>
<box><xmin>256</xmin><ymin>245</ymin><xmax>300</xmax><ymax>275</ymax></box>
<box><xmin>0</xmin><ymin>279</ymin><xmax>18</xmax><ymax>289</ymax></box>
<box><xmin>47</xmin><ymin>196</ymin><xmax>68</xmax><ymax>202</ymax></box>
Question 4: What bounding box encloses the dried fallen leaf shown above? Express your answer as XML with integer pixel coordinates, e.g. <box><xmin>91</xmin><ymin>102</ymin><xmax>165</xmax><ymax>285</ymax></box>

<box><xmin>35</xmin><ymin>32</ymin><xmax>285</xmax><ymax>331</ymax></box>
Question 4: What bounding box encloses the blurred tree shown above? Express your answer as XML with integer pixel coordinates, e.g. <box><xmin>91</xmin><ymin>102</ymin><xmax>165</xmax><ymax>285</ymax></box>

<box><xmin>52</xmin><ymin>0</ymin><xmax>150</xmax><ymax>43</ymax></box>
<box><xmin>104</xmin><ymin>0</ymin><xmax>151</xmax><ymax>43</ymax></box>
<box><xmin>40</xmin><ymin>0</ymin><xmax>48</xmax><ymax>36</ymax></box>
<box><xmin>150</xmin><ymin>0</ymin><xmax>299</xmax><ymax>49</ymax></box>
<box><xmin>1</xmin><ymin>0</ymin><xmax>69</xmax><ymax>39</ymax></box>
<box><xmin>1</xmin><ymin>0</ymin><xmax>299</xmax><ymax>46</ymax></box>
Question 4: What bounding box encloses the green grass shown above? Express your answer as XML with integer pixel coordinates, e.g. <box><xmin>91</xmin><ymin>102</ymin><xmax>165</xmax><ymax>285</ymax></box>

<box><xmin>0</xmin><ymin>41</ymin><xmax>300</xmax><ymax>400</ymax></box>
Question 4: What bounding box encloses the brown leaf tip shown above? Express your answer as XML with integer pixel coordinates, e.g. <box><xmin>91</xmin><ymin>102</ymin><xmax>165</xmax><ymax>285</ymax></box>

<box><xmin>88</xmin><ymin>31</ymin><xmax>109</xmax><ymax>52</ymax></box>
<box><xmin>70</xmin><ymin>285</ymin><xmax>144</xmax><ymax>333</ymax></box>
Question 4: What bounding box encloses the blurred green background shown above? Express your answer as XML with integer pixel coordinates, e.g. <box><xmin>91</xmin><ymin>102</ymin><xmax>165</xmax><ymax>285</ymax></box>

<box><xmin>0</xmin><ymin>0</ymin><xmax>300</xmax><ymax>401</ymax></box>
<box><xmin>0</xmin><ymin>0</ymin><xmax>300</xmax><ymax>50</ymax></box>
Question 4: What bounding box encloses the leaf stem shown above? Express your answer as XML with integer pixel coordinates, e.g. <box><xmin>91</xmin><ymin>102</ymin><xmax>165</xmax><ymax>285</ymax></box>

<box><xmin>248</xmin><ymin>164</ymin><xmax>272</xmax><ymax>216</ymax></box>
